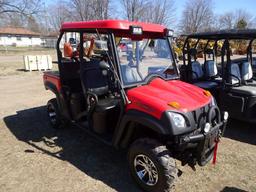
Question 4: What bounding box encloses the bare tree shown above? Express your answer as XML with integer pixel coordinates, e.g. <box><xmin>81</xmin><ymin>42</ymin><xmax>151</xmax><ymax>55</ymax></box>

<box><xmin>0</xmin><ymin>0</ymin><xmax>42</xmax><ymax>16</ymax></box>
<box><xmin>70</xmin><ymin>0</ymin><xmax>110</xmax><ymax>21</ymax></box>
<box><xmin>120</xmin><ymin>0</ymin><xmax>150</xmax><ymax>21</ymax></box>
<box><xmin>179</xmin><ymin>0</ymin><xmax>214</xmax><ymax>33</ymax></box>
<box><xmin>0</xmin><ymin>0</ymin><xmax>43</xmax><ymax>30</ymax></box>
<box><xmin>234</xmin><ymin>9</ymin><xmax>255</xmax><ymax>28</ymax></box>
<box><xmin>3</xmin><ymin>13</ymin><xmax>24</xmax><ymax>27</ymax></box>
<box><xmin>145</xmin><ymin>0</ymin><xmax>175</xmax><ymax>25</ymax></box>
<box><xmin>92</xmin><ymin>0</ymin><xmax>109</xmax><ymax>20</ymax></box>
<box><xmin>219</xmin><ymin>12</ymin><xmax>234</xmax><ymax>30</ymax></box>
<box><xmin>119</xmin><ymin>0</ymin><xmax>175</xmax><ymax>26</ymax></box>
<box><xmin>70</xmin><ymin>0</ymin><xmax>92</xmax><ymax>21</ymax></box>
<box><xmin>26</xmin><ymin>15</ymin><xmax>40</xmax><ymax>32</ymax></box>
<box><xmin>218</xmin><ymin>9</ymin><xmax>255</xmax><ymax>30</ymax></box>
<box><xmin>45</xmin><ymin>1</ymin><xmax>72</xmax><ymax>32</ymax></box>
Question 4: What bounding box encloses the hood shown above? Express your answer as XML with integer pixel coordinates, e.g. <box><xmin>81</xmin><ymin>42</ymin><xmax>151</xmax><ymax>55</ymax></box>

<box><xmin>126</xmin><ymin>78</ymin><xmax>212</xmax><ymax>119</ymax></box>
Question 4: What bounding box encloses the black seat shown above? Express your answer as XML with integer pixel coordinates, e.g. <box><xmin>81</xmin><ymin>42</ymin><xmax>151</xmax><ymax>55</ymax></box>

<box><xmin>80</xmin><ymin>59</ymin><xmax>118</xmax><ymax>111</ymax></box>
<box><xmin>193</xmin><ymin>81</ymin><xmax>219</xmax><ymax>89</ymax></box>
<box><xmin>229</xmin><ymin>61</ymin><xmax>256</xmax><ymax>96</ymax></box>
<box><xmin>191</xmin><ymin>60</ymin><xmax>218</xmax><ymax>89</ymax></box>
<box><xmin>120</xmin><ymin>64</ymin><xmax>142</xmax><ymax>84</ymax></box>
<box><xmin>81</xmin><ymin>60</ymin><xmax>108</xmax><ymax>94</ymax></box>
<box><xmin>230</xmin><ymin>86</ymin><xmax>256</xmax><ymax>96</ymax></box>
<box><xmin>204</xmin><ymin>58</ymin><xmax>222</xmax><ymax>83</ymax></box>
<box><xmin>189</xmin><ymin>48</ymin><xmax>218</xmax><ymax>90</ymax></box>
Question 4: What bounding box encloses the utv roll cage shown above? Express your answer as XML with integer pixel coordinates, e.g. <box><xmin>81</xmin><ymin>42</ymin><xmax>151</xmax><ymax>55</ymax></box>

<box><xmin>182</xmin><ymin>30</ymin><xmax>256</xmax><ymax>80</ymax></box>
<box><xmin>181</xmin><ymin>29</ymin><xmax>256</xmax><ymax>122</ymax></box>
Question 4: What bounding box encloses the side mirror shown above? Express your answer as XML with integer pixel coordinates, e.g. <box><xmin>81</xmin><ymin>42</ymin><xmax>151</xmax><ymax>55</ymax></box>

<box><xmin>99</xmin><ymin>61</ymin><xmax>110</xmax><ymax>70</ymax></box>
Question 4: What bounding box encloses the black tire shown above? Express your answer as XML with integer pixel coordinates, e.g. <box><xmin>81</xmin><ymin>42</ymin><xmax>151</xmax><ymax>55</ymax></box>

<box><xmin>47</xmin><ymin>98</ymin><xmax>64</xmax><ymax>129</ymax></box>
<box><xmin>128</xmin><ymin>138</ymin><xmax>178</xmax><ymax>192</ymax></box>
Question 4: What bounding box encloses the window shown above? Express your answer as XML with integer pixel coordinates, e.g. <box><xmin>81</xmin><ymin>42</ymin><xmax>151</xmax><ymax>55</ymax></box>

<box><xmin>60</xmin><ymin>32</ymin><xmax>80</xmax><ymax>59</ymax></box>
<box><xmin>81</xmin><ymin>32</ymin><xmax>109</xmax><ymax>58</ymax></box>
<box><xmin>16</xmin><ymin>36</ymin><xmax>21</xmax><ymax>41</ymax></box>
<box><xmin>116</xmin><ymin>37</ymin><xmax>177</xmax><ymax>86</ymax></box>
<box><xmin>229</xmin><ymin>39</ymin><xmax>249</xmax><ymax>62</ymax></box>
<box><xmin>60</xmin><ymin>32</ymin><xmax>110</xmax><ymax>60</ymax></box>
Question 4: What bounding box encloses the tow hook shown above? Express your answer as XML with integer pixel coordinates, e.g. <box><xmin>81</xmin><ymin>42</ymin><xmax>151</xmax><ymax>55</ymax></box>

<box><xmin>212</xmin><ymin>134</ymin><xmax>220</xmax><ymax>165</ymax></box>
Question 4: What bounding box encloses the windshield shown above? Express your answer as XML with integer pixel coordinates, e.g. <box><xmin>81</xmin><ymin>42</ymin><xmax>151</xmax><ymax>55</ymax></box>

<box><xmin>116</xmin><ymin>38</ymin><xmax>178</xmax><ymax>86</ymax></box>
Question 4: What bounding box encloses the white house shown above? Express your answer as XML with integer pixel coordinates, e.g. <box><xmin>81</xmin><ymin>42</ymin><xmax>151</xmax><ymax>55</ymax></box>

<box><xmin>0</xmin><ymin>27</ymin><xmax>42</xmax><ymax>47</ymax></box>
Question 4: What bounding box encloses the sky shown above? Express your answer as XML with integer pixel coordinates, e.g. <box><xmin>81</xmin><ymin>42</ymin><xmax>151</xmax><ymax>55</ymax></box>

<box><xmin>45</xmin><ymin>0</ymin><xmax>256</xmax><ymax>24</ymax></box>
<box><xmin>175</xmin><ymin>0</ymin><xmax>256</xmax><ymax>19</ymax></box>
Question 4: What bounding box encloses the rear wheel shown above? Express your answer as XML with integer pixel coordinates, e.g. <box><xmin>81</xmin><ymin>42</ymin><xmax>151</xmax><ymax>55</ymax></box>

<box><xmin>47</xmin><ymin>98</ymin><xmax>64</xmax><ymax>129</ymax></box>
<box><xmin>128</xmin><ymin>138</ymin><xmax>178</xmax><ymax>192</ymax></box>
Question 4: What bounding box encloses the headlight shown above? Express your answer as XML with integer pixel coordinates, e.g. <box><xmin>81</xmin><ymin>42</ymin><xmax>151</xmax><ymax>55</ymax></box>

<box><xmin>169</xmin><ymin>112</ymin><xmax>186</xmax><ymax>128</ymax></box>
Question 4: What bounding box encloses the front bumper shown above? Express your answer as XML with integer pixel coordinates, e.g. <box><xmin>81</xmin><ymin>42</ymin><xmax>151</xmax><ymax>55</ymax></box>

<box><xmin>173</xmin><ymin>114</ymin><xmax>228</xmax><ymax>166</ymax></box>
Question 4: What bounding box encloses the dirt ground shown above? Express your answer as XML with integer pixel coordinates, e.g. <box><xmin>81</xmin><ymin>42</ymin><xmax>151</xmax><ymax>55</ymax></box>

<box><xmin>0</xmin><ymin>48</ymin><xmax>57</xmax><ymax>76</ymax></box>
<box><xmin>0</xmin><ymin>53</ymin><xmax>256</xmax><ymax>192</ymax></box>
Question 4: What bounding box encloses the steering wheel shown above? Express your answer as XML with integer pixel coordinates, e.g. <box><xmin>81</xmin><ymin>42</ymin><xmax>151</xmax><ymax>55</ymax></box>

<box><xmin>144</xmin><ymin>74</ymin><xmax>165</xmax><ymax>84</ymax></box>
<box><xmin>225</xmin><ymin>74</ymin><xmax>241</xmax><ymax>87</ymax></box>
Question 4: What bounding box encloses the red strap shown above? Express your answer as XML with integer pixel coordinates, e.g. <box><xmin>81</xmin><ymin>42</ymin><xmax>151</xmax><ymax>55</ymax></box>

<box><xmin>212</xmin><ymin>140</ymin><xmax>219</xmax><ymax>165</ymax></box>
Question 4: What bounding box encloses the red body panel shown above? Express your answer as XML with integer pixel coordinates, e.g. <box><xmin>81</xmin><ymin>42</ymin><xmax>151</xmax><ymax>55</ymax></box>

<box><xmin>126</xmin><ymin>78</ymin><xmax>211</xmax><ymax>119</ymax></box>
<box><xmin>43</xmin><ymin>72</ymin><xmax>61</xmax><ymax>92</ymax></box>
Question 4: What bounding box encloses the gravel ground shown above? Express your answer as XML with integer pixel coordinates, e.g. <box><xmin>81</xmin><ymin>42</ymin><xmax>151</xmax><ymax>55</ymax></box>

<box><xmin>0</xmin><ymin>56</ymin><xmax>256</xmax><ymax>192</ymax></box>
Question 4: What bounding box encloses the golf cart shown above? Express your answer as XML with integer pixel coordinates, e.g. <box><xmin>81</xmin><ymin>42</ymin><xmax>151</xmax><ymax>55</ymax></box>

<box><xmin>43</xmin><ymin>20</ymin><xmax>227</xmax><ymax>192</ymax></box>
<box><xmin>181</xmin><ymin>29</ymin><xmax>256</xmax><ymax>123</ymax></box>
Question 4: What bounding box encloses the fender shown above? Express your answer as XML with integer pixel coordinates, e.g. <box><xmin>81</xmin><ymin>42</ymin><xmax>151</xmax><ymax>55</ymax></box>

<box><xmin>113</xmin><ymin>110</ymin><xmax>169</xmax><ymax>148</ymax></box>
<box><xmin>44</xmin><ymin>81</ymin><xmax>71</xmax><ymax>120</ymax></box>
<box><xmin>44</xmin><ymin>81</ymin><xmax>59</xmax><ymax>96</ymax></box>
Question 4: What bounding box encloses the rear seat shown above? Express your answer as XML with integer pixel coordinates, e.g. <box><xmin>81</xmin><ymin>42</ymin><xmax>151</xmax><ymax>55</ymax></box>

<box><xmin>188</xmin><ymin>48</ymin><xmax>218</xmax><ymax>90</ymax></box>
<box><xmin>191</xmin><ymin>60</ymin><xmax>218</xmax><ymax>89</ymax></box>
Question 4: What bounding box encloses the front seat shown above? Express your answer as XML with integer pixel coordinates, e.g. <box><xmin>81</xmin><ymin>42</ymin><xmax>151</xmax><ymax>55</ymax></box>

<box><xmin>80</xmin><ymin>59</ymin><xmax>118</xmax><ymax>112</ymax></box>
<box><xmin>229</xmin><ymin>63</ymin><xmax>241</xmax><ymax>85</ymax></box>
<box><xmin>192</xmin><ymin>61</ymin><xmax>204</xmax><ymax>80</ymax></box>
<box><xmin>121</xmin><ymin>64</ymin><xmax>142</xmax><ymax>84</ymax></box>
<box><xmin>241</xmin><ymin>62</ymin><xmax>253</xmax><ymax>83</ymax></box>
<box><xmin>229</xmin><ymin>63</ymin><xmax>256</xmax><ymax>96</ymax></box>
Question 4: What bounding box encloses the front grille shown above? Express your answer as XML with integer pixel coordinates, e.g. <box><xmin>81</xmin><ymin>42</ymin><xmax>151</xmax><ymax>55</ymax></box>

<box><xmin>192</xmin><ymin>104</ymin><xmax>211</xmax><ymax>129</ymax></box>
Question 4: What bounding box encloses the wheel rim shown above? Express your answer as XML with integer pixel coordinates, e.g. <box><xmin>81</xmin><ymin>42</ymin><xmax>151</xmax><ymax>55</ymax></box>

<box><xmin>134</xmin><ymin>154</ymin><xmax>158</xmax><ymax>186</ymax></box>
<box><xmin>47</xmin><ymin>104</ymin><xmax>57</xmax><ymax>124</ymax></box>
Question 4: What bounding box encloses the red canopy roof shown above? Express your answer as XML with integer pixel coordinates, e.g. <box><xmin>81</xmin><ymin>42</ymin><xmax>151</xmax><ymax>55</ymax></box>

<box><xmin>61</xmin><ymin>20</ymin><xmax>167</xmax><ymax>38</ymax></box>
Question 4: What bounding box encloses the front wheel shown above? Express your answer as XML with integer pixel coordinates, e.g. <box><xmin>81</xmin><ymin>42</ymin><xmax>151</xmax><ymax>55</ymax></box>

<box><xmin>128</xmin><ymin>138</ymin><xmax>178</xmax><ymax>192</ymax></box>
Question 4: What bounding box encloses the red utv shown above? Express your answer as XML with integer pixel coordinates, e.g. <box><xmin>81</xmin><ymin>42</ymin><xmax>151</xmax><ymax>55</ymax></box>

<box><xmin>43</xmin><ymin>20</ymin><xmax>228</xmax><ymax>192</ymax></box>
<box><xmin>181</xmin><ymin>29</ymin><xmax>256</xmax><ymax>123</ymax></box>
